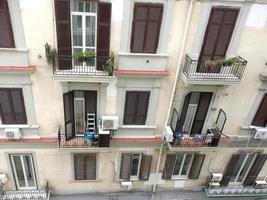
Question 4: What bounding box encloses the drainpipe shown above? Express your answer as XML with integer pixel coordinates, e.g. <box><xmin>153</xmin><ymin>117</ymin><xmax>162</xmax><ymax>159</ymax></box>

<box><xmin>152</xmin><ymin>0</ymin><xmax>195</xmax><ymax>194</ymax></box>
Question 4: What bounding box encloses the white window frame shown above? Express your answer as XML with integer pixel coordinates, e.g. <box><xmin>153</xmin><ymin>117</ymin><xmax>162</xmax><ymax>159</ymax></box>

<box><xmin>130</xmin><ymin>153</ymin><xmax>142</xmax><ymax>180</ymax></box>
<box><xmin>171</xmin><ymin>153</ymin><xmax>194</xmax><ymax>179</ymax></box>
<box><xmin>10</xmin><ymin>154</ymin><xmax>37</xmax><ymax>190</ymax></box>
<box><xmin>74</xmin><ymin>96</ymin><xmax>85</xmax><ymax>136</ymax></box>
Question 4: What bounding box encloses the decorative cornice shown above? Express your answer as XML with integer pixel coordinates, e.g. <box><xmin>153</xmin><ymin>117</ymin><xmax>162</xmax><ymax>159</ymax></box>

<box><xmin>0</xmin><ymin>66</ymin><xmax>35</xmax><ymax>74</ymax></box>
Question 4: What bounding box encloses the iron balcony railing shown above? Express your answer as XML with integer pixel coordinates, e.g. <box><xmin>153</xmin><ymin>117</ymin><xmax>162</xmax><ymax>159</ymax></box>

<box><xmin>183</xmin><ymin>55</ymin><xmax>247</xmax><ymax>80</ymax></box>
<box><xmin>52</xmin><ymin>55</ymin><xmax>114</xmax><ymax>76</ymax></box>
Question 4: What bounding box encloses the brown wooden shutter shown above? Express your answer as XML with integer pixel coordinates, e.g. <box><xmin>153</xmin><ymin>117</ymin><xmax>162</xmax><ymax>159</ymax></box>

<box><xmin>131</xmin><ymin>3</ymin><xmax>163</xmax><ymax>53</ymax></box>
<box><xmin>135</xmin><ymin>92</ymin><xmax>150</xmax><ymax>125</ymax></box>
<box><xmin>0</xmin><ymin>0</ymin><xmax>14</xmax><ymax>48</ymax></box>
<box><xmin>244</xmin><ymin>154</ymin><xmax>267</xmax><ymax>186</ymax></box>
<box><xmin>97</xmin><ymin>2</ymin><xmax>111</xmax><ymax>71</ymax></box>
<box><xmin>190</xmin><ymin>92</ymin><xmax>213</xmax><ymax>135</ymax></box>
<box><xmin>188</xmin><ymin>154</ymin><xmax>205</xmax><ymax>179</ymax></box>
<box><xmin>85</xmin><ymin>153</ymin><xmax>97</xmax><ymax>180</ymax></box>
<box><xmin>63</xmin><ymin>91</ymin><xmax>75</xmax><ymax>140</ymax></box>
<box><xmin>162</xmin><ymin>154</ymin><xmax>176</xmax><ymax>180</ymax></box>
<box><xmin>74</xmin><ymin>154</ymin><xmax>85</xmax><ymax>180</ymax></box>
<box><xmin>0</xmin><ymin>88</ymin><xmax>27</xmax><ymax>124</ymax></box>
<box><xmin>54</xmin><ymin>0</ymin><xmax>72</xmax><ymax>70</ymax></box>
<box><xmin>220</xmin><ymin>154</ymin><xmax>241</xmax><ymax>186</ymax></box>
<box><xmin>139</xmin><ymin>155</ymin><xmax>152</xmax><ymax>180</ymax></box>
<box><xmin>178</xmin><ymin>93</ymin><xmax>191</xmax><ymax>131</ymax></box>
<box><xmin>119</xmin><ymin>153</ymin><xmax>132</xmax><ymax>180</ymax></box>
<box><xmin>252</xmin><ymin>94</ymin><xmax>267</xmax><ymax>127</ymax></box>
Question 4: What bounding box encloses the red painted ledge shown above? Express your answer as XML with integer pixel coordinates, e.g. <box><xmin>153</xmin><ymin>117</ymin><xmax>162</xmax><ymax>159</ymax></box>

<box><xmin>111</xmin><ymin>137</ymin><xmax>162</xmax><ymax>143</ymax></box>
<box><xmin>0</xmin><ymin>66</ymin><xmax>35</xmax><ymax>71</ymax></box>
<box><xmin>0</xmin><ymin>138</ymin><xmax>57</xmax><ymax>143</ymax></box>
<box><xmin>113</xmin><ymin>69</ymin><xmax>170</xmax><ymax>75</ymax></box>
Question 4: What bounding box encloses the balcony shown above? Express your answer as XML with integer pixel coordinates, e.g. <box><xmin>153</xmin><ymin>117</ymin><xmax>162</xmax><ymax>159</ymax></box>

<box><xmin>182</xmin><ymin>55</ymin><xmax>247</xmax><ymax>85</ymax></box>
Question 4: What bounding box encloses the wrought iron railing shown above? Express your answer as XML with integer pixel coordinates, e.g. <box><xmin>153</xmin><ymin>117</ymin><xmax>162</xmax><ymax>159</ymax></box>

<box><xmin>183</xmin><ymin>55</ymin><xmax>247</xmax><ymax>80</ymax></box>
<box><xmin>58</xmin><ymin>134</ymin><xmax>99</xmax><ymax>148</ymax></box>
<box><xmin>171</xmin><ymin>134</ymin><xmax>221</xmax><ymax>147</ymax></box>
<box><xmin>52</xmin><ymin>55</ymin><xmax>114</xmax><ymax>76</ymax></box>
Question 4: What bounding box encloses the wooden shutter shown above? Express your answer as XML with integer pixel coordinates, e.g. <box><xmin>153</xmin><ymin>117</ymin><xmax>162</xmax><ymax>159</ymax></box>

<box><xmin>97</xmin><ymin>2</ymin><xmax>111</xmax><ymax>71</ymax></box>
<box><xmin>162</xmin><ymin>154</ymin><xmax>176</xmax><ymax>180</ymax></box>
<box><xmin>178</xmin><ymin>93</ymin><xmax>191</xmax><ymax>131</ymax></box>
<box><xmin>0</xmin><ymin>0</ymin><xmax>14</xmax><ymax>48</ymax></box>
<box><xmin>252</xmin><ymin>94</ymin><xmax>267</xmax><ymax>127</ymax></box>
<box><xmin>119</xmin><ymin>153</ymin><xmax>132</xmax><ymax>180</ymax></box>
<box><xmin>244</xmin><ymin>154</ymin><xmax>267</xmax><ymax>186</ymax></box>
<box><xmin>54</xmin><ymin>0</ymin><xmax>72</xmax><ymax>70</ymax></box>
<box><xmin>123</xmin><ymin>91</ymin><xmax>150</xmax><ymax>125</ymax></box>
<box><xmin>0</xmin><ymin>88</ymin><xmax>27</xmax><ymax>124</ymax></box>
<box><xmin>190</xmin><ymin>92</ymin><xmax>213</xmax><ymax>135</ymax></box>
<box><xmin>220</xmin><ymin>154</ymin><xmax>241</xmax><ymax>186</ymax></box>
<box><xmin>139</xmin><ymin>155</ymin><xmax>152</xmax><ymax>180</ymax></box>
<box><xmin>130</xmin><ymin>3</ymin><xmax>163</xmax><ymax>53</ymax></box>
<box><xmin>85</xmin><ymin>153</ymin><xmax>97</xmax><ymax>180</ymax></box>
<box><xmin>74</xmin><ymin>154</ymin><xmax>85</xmax><ymax>180</ymax></box>
<box><xmin>188</xmin><ymin>154</ymin><xmax>205</xmax><ymax>179</ymax></box>
<box><xmin>63</xmin><ymin>91</ymin><xmax>75</xmax><ymax>140</ymax></box>
<box><xmin>85</xmin><ymin>90</ymin><xmax>97</xmax><ymax>125</ymax></box>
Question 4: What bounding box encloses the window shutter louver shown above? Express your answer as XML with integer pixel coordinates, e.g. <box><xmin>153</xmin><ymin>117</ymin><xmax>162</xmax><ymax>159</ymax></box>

<box><xmin>244</xmin><ymin>154</ymin><xmax>267</xmax><ymax>186</ymax></box>
<box><xmin>119</xmin><ymin>153</ymin><xmax>132</xmax><ymax>180</ymax></box>
<box><xmin>54</xmin><ymin>0</ymin><xmax>72</xmax><ymax>70</ymax></box>
<box><xmin>139</xmin><ymin>155</ymin><xmax>152</xmax><ymax>180</ymax></box>
<box><xmin>63</xmin><ymin>91</ymin><xmax>75</xmax><ymax>141</ymax></box>
<box><xmin>0</xmin><ymin>0</ymin><xmax>14</xmax><ymax>48</ymax></box>
<box><xmin>10</xmin><ymin>89</ymin><xmax>27</xmax><ymax>124</ymax></box>
<box><xmin>220</xmin><ymin>154</ymin><xmax>241</xmax><ymax>186</ymax></box>
<box><xmin>162</xmin><ymin>154</ymin><xmax>176</xmax><ymax>180</ymax></box>
<box><xmin>74</xmin><ymin>154</ymin><xmax>85</xmax><ymax>180</ymax></box>
<box><xmin>97</xmin><ymin>2</ymin><xmax>112</xmax><ymax>71</ymax></box>
<box><xmin>85</xmin><ymin>153</ymin><xmax>97</xmax><ymax>180</ymax></box>
<box><xmin>252</xmin><ymin>94</ymin><xmax>267</xmax><ymax>127</ymax></box>
<box><xmin>188</xmin><ymin>154</ymin><xmax>205</xmax><ymax>179</ymax></box>
<box><xmin>178</xmin><ymin>93</ymin><xmax>191</xmax><ymax>131</ymax></box>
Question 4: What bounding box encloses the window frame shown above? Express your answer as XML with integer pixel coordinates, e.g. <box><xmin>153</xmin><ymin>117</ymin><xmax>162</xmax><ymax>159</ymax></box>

<box><xmin>130</xmin><ymin>153</ymin><xmax>142</xmax><ymax>180</ymax></box>
<box><xmin>171</xmin><ymin>153</ymin><xmax>194</xmax><ymax>179</ymax></box>
<box><xmin>74</xmin><ymin>95</ymin><xmax>86</xmax><ymax>136</ymax></box>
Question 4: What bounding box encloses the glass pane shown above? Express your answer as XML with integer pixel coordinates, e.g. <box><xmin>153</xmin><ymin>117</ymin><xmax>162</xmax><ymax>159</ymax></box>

<box><xmin>230</xmin><ymin>154</ymin><xmax>246</xmax><ymax>182</ymax></box>
<box><xmin>74</xmin><ymin>98</ymin><xmax>85</xmax><ymax>134</ymax></box>
<box><xmin>85</xmin><ymin>1</ymin><xmax>97</xmax><ymax>12</ymax></box>
<box><xmin>237</xmin><ymin>154</ymin><xmax>255</xmax><ymax>182</ymax></box>
<box><xmin>86</xmin><ymin>16</ymin><xmax>96</xmax><ymax>47</ymax></box>
<box><xmin>72</xmin><ymin>0</ymin><xmax>84</xmax><ymax>12</ymax></box>
<box><xmin>23</xmin><ymin>156</ymin><xmax>36</xmax><ymax>187</ymax></box>
<box><xmin>131</xmin><ymin>154</ymin><xmax>140</xmax><ymax>176</ymax></box>
<box><xmin>13</xmin><ymin>156</ymin><xmax>26</xmax><ymax>187</ymax></box>
<box><xmin>173</xmin><ymin>154</ymin><xmax>184</xmax><ymax>175</ymax></box>
<box><xmin>72</xmin><ymin>15</ymin><xmax>83</xmax><ymax>46</ymax></box>
<box><xmin>181</xmin><ymin>154</ymin><xmax>193</xmax><ymax>175</ymax></box>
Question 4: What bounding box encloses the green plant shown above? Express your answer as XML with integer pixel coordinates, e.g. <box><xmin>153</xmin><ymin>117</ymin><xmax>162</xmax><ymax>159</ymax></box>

<box><xmin>73</xmin><ymin>50</ymin><xmax>96</xmax><ymax>62</ymax></box>
<box><xmin>104</xmin><ymin>53</ymin><xmax>114</xmax><ymax>76</ymax></box>
<box><xmin>44</xmin><ymin>43</ymin><xmax>57</xmax><ymax>65</ymax></box>
<box><xmin>203</xmin><ymin>57</ymin><xmax>239</xmax><ymax>68</ymax></box>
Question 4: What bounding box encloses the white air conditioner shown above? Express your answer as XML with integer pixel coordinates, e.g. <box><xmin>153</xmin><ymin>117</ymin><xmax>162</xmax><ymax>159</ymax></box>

<box><xmin>210</xmin><ymin>173</ymin><xmax>223</xmax><ymax>182</ymax></box>
<box><xmin>121</xmin><ymin>181</ymin><xmax>132</xmax><ymax>191</ymax></box>
<box><xmin>102</xmin><ymin>116</ymin><xmax>119</xmax><ymax>130</ymax></box>
<box><xmin>163</xmin><ymin>126</ymin><xmax>174</xmax><ymax>142</ymax></box>
<box><xmin>0</xmin><ymin>174</ymin><xmax>8</xmax><ymax>184</ymax></box>
<box><xmin>208</xmin><ymin>182</ymin><xmax>220</xmax><ymax>189</ymax></box>
<box><xmin>255</xmin><ymin>180</ymin><xmax>267</xmax><ymax>189</ymax></box>
<box><xmin>253</xmin><ymin>128</ymin><xmax>267</xmax><ymax>140</ymax></box>
<box><xmin>4</xmin><ymin>128</ymin><xmax>22</xmax><ymax>140</ymax></box>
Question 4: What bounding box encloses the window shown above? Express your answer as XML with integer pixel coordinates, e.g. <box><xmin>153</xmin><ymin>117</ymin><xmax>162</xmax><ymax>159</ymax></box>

<box><xmin>10</xmin><ymin>154</ymin><xmax>37</xmax><ymax>190</ymax></box>
<box><xmin>130</xmin><ymin>3</ymin><xmax>163</xmax><ymax>53</ymax></box>
<box><xmin>123</xmin><ymin>91</ymin><xmax>150</xmax><ymax>125</ymax></box>
<box><xmin>252</xmin><ymin>94</ymin><xmax>267</xmax><ymax>127</ymax></box>
<box><xmin>172</xmin><ymin>153</ymin><xmax>194</xmax><ymax>178</ymax></box>
<box><xmin>0</xmin><ymin>88</ymin><xmax>27</xmax><ymax>124</ymax></box>
<box><xmin>0</xmin><ymin>0</ymin><xmax>15</xmax><ymax>48</ymax></box>
<box><xmin>74</xmin><ymin>153</ymin><xmax>96</xmax><ymax>180</ymax></box>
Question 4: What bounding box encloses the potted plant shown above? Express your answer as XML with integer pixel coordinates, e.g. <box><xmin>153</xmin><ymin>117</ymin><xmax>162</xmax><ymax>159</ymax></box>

<box><xmin>73</xmin><ymin>50</ymin><xmax>96</xmax><ymax>65</ymax></box>
<box><xmin>220</xmin><ymin>57</ymin><xmax>239</xmax><ymax>74</ymax></box>
<box><xmin>103</xmin><ymin>53</ymin><xmax>114</xmax><ymax>76</ymax></box>
<box><xmin>44</xmin><ymin>43</ymin><xmax>57</xmax><ymax>66</ymax></box>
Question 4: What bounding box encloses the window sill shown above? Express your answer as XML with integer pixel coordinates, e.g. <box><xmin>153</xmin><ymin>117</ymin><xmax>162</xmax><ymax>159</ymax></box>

<box><xmin>171</xmin><ymin>177</ymin><xmax>189</xmax><ymax>180</ymax></box>
<box><xmin>0</xmin><ymin>48</ymin><xmax>28</xmax><ymax>52</ymax></box>
<box><xmin>69</xmin><ymin>179</ymin><xmax>102</xmax><ymax>183</ymax></box>
<box><xmin>119</xmin><ymin>52</ymin><xmax>168</xmax><ymax>57</ymax></box>
<box><xmin>0</xmin><ymin>124</ymin><xmax>39</xmax><ymax>129</ymax></box>
<box><xmin>120</xmin><ymin>125</ymin><xmax>157</xmax><ymax>129</ymax></box>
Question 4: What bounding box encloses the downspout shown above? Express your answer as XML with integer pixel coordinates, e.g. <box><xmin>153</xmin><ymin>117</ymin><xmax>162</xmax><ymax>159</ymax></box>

<box><xmin>152</xmin><ymin>0</ymin><xmax>195</xmax><ymax>194</ymax></box>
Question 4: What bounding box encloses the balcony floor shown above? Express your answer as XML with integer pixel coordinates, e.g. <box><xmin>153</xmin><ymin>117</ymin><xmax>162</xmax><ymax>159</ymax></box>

<box><xmin>53</xmin><ymin>66</ymin><xmax>110</xmax><ymax>76</ymax></box>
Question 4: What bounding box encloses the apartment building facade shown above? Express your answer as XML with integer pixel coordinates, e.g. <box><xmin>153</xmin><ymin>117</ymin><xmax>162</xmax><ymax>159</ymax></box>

<box><xmin>0</xmin><ymin>0</ymin><xmax>266</xmax><ymax>198</ymax></box>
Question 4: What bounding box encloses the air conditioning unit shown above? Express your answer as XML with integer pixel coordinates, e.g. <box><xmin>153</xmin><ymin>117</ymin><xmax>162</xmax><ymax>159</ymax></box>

<box><xmin>102</xmin><ymin>116</ymin><xmax>119</xmax><ymax>130</ymax></box>
<box><xmin>163</xmin><ymin>126</ymin><xmax>174</xmax><ymax>142</ymax></box>
<box><xmin>208</xmin><ymin>181</ymin><xmax>220</xmax><ymax>189</ymax></box>
<box><xmin>121</xmin><ymin>181</ymin><xmax>132</xmax><ymax>191</ymax></box>
<box><xmin>253</xmin><ymin>128</ymin><xmax>267</xmax><ymax>140</ymax></box>
<box><xmin>255</xmin><ymin>180</ymin><xmax>267</xmax><ymax>189</ymax></box>
<box><xmin>210</xmin><ymin>173</ymin><xmax>223</xmax><ymax>182</ymax></box>
<box><xmin>4</xmin><ymin>128</ymin><xmax>22</xmax><ymax>140</ymax></box>
<box><xmin>0</xmin><ymin>174</ymin><xmax>8</xmax><ymax>184</ymax></box>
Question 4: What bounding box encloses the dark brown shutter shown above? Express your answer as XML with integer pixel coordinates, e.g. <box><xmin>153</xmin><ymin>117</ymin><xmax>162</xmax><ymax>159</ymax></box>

<box><xmin>97</xmin><ymin>2</ymin><xmax>111</xmax><ymax>71</ymax></box>
<box><xmin>85</xmin><ymin>90</ymin><xmax>97</xmax><ymax>127</ymax></box>
<box><xmin>252</xmin><ymin>94</ymin><xmax>267</xmax><ymax>127</ymax></box>
<box><xmin>178</xmin><ymin>93</ymin><xmax>191</xmax><ymax>131</ymax></box>
<box><xmin>0</xmin><ymin>0</ymin><xmax>14</xmax><ymax>48</ymax></box>
<box><xmin>74</xmin><ymin>154</ymin><xmax>85</xmax><ymax>180</ymax></box>
<box><xmin>119</xmin><ymin>153</ymin><xmax>132</xmax><ymax>180</ymax></box>
<box><xmin>220</xmin><ymin>154</ymin><xmax>241</xmax><ymax>186</ymax></box>
<box><xmin>139</xmin><ymin>155</ymin><xmax>152</xmax><ymax>180</ymax></box>
<box><xmin>188</xmin><ymin>154</ymin><xmax>205</xmax><ymax>179</ymax></box>
<box><xmin>85</xmin><ymin>153</ymin><xmax>97</xmax><ymax>180</ymax></box>
<box><xmin>162</xmin><ymin>154</ymin><xmax>176</xmax><ymax>180</ymax></box>
<box><xmin>0</xmin><ymin>88</ymin><xmax>27</xmax><ymax>124</ymax></box>
<box><xmin>54</xmin><ymin>0</ymin><xmax>72</xmax><ymax>69</ymax></box>
<box><xmin>190</xmin><ymin>92</ymin><xmax>213</xmax><ymax>135</ymax></box>
<box><xmin>131</xmin><ymin>3</ymin><xmax>163</xmax><ymax>53</ymax></box>
<box><xmin>63</xmin><ymin>91</ymin><xmax>75</xmax><ymax>140</ymax></box>
<box><xmin>244</xmin><ymin>154</ymin><xmax>267</xmax><ymax>186</ymax></box>
<box><xmin>123</xmin><ymin>91</ymin><xmax>150</xmax><ymax>125</ymax></box>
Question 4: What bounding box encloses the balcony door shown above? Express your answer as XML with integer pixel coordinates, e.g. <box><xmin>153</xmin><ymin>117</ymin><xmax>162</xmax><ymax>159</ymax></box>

<box><xmin>197</xmin><ymin>7</ymin><xmax>239</xmax><ymax>73</ymax></box>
